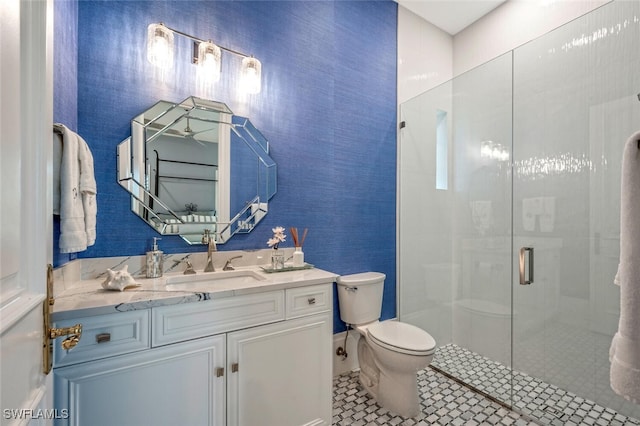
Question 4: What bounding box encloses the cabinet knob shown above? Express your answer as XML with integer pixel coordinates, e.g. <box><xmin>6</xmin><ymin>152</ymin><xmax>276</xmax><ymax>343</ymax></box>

<box><xmin>308</xmin><ymin>297</ymin><xmax>316</xmax><ymax>305</ymax></box>
<box><xmin>215</xmin><ymin>367</ymin><xmax>224</xmax><ymax>377</ymax></box>
<box><xmin>96</xmin><ymin>333</ymin><xmax>111</xmax><ymax>344</ymax></box>
<box><xmin>231</xmin><ymin>363</ymin><xmax>239</xmax><ymax>373</ymax></box>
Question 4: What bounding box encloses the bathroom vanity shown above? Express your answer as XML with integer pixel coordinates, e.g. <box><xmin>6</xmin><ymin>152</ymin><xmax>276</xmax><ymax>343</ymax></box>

<box><xmin>51</xmin><ymin>261</ymin><xmax>336</xmax><ymax>426</ymax></box>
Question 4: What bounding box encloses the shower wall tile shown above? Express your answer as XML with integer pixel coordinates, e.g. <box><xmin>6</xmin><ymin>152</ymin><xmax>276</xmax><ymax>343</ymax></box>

<box><xmin>452</xmin><ymin>0</ymin><xmax>610</xmax><ymax>76</ymax></box>
<box><xmin>397</xmin><ymin>5</ymin><xmax>453</xmax><ymax>104</ymax></box>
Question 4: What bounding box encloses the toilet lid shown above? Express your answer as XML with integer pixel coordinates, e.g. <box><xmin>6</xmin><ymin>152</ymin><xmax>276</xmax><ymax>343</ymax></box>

<box><xmin>367</xmin><ymin>322</ymin><xmax>436</xmax><ymax>356</ymax></box>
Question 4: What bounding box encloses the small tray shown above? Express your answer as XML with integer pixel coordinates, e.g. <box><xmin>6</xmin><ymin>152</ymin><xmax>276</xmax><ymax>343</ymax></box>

<box><xmin>260</xmin><ymin>263</ymin><xmax>314</xmax><ymax>273</ymax></box>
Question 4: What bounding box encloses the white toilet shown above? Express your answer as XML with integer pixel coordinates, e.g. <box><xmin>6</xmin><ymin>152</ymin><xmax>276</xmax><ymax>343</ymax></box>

<box><xmin>336</xmin><ymin>272</ymin><xmax>436</xmax><ymax>418</ymax></box>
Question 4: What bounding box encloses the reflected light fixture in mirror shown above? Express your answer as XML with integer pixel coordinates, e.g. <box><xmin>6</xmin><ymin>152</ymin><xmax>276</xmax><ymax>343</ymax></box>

<box><xmin>146</xmin><ymin>23</ymin><xmax>262</xmax><ymax>94</ymax></box>
<box><xmin>481</xmin><ymin>140</ymin><xmax>509</xmax><ymax>162</ymax></box>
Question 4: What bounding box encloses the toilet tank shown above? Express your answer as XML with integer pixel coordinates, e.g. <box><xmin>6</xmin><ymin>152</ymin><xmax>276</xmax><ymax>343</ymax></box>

<box><xmin>336</xmin><ymin>272</ymin><xmax>385</xmax><ymax>325</ymax></box>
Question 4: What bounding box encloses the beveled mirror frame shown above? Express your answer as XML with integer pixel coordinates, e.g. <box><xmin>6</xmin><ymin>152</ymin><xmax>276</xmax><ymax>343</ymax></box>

<box><xmin>117</xmin><ymin>96</ymin><xmax>277</xmax><ymax>244</ymax></box>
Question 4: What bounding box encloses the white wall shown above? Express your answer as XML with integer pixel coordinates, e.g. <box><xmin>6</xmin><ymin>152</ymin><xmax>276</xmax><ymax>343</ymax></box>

<box><xmin>453</xmin><ymin>0</ymin><xmax>611</xmax><ymax>76</ymax></box>
<box><xmin>397</xmin><ymin>5</ymin><xmax>453</xmax><ymax>104</ymax></box>
<box><xmin>397</xmin><ymin>0</ymin><xmax>612</xmax><ymax>102</ymax></box>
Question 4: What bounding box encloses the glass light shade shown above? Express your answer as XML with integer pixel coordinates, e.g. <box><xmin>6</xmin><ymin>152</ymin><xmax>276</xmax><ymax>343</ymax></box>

<box><xmin>147</xmin><ymin>23</ymin><xmax>174</xmax><ymax>68</ymax></box>
<box><xmin>198</xmin><ymin>41</ymin><xmax>222</xmax><ymax>82</ymax></box>
<box><xmin>241</xmin><ymin>57</ymin><xmax>262</xmax><ymax>94</ymax></box>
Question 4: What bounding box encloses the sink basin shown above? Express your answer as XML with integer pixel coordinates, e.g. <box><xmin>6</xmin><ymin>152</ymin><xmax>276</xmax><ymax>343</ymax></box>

<box><xmin>165</xmin><ymin>269</ymin><xmax>266</xmax><ymax>290</ymax></box>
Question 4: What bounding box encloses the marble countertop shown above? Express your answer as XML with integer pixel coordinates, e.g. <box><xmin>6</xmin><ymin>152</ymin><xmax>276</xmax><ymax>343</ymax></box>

<box><xmin>52</xmin><ymin>265</ymin><xmax>338</xmax><ymax>321</ymax></box>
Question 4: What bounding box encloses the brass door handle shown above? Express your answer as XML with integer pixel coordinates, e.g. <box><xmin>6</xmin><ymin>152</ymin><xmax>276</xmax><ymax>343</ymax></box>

<box><xmin>43</xmin><ymin>264</ymin><xmax>84</xmax><ymax>374</ymax></box>
<box><xmin>50</xmin><ymin>324</ymin><xmax>83</xmax><ymax>350</ymax></box>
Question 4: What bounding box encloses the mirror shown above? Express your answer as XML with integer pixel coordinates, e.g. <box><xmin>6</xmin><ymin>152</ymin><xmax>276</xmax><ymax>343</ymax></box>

<box><xmin>117</xmin><ymin>96</ymin><xmax>277</xmax><ymax>244</ymax></box>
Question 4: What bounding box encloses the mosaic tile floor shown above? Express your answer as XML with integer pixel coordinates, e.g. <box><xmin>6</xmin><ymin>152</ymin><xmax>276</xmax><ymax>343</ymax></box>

<box><xmin>432</xmin><ymin>344</ymin><xmax>640</xmax><ymax>426</ymax></box>
<box><xmin>333</xmin><ymin>368</ymin><xmax>539</xmax><ymax>425</ymax></box>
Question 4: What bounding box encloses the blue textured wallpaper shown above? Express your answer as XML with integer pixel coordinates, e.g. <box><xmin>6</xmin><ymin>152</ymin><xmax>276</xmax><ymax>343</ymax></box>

<box><xmin>55</xmin><ymin>0</ymin><xmax>397</xmax><ymax>333</ymax></box>
<box><xmin>53</xmin><ymin>0</ymin><xmax>79</xmax><ymax>267</ymax></box>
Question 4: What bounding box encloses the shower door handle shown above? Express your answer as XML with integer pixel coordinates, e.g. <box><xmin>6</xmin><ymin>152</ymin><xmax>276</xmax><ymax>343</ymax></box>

<box><xmin>519</xmin><ymin>247</ymin><xmax>534</xmax><ymax>285</ymax></box>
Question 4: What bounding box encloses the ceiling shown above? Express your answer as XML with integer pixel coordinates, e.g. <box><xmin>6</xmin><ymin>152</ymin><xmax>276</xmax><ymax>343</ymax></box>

<box><xmin>396</xmin><ymin>0</ymin><xmax>507</xmax><ymax>35</ymax></box>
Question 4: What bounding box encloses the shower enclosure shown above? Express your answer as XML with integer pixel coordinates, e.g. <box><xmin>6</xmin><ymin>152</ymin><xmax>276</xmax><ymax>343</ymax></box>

<box><xmin>399</xmin><ymin>1</ymin><xmax>640</xmax><ymax>423</ymax></box>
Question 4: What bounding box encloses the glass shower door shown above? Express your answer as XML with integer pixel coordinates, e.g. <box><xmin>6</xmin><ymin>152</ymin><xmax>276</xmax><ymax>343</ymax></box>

<box><xmin>511</xmin><ymin>1</ymin><xmax>640</xmax><ymax>421</ymax></box>
<box><xmin>399</xmin><ymin>52</ymin><xmax>514</xmax><ymax>407</ymax></box>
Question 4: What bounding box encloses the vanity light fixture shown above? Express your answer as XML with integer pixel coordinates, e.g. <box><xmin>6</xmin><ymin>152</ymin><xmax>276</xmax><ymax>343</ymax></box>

<box><xmin>147</xmin><ymin>23</ymin><xmax>174</xmax><ymax>68</ymax></box>
<box><xmin>146</xmin><ymin>22</ymin><xmax>262</xmax><ymax>94</ymax></box>
<box><xmin>198</xmin><ymin>41</ymin><xmax>222</xmax><ymax>83</ymax></box>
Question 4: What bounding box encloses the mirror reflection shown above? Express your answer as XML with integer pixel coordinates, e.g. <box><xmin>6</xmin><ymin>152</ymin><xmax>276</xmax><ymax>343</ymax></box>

<box><xmin>117</xmin><ymin>96</ymin><xmax>277</xmax><ymax>244</ymax></box>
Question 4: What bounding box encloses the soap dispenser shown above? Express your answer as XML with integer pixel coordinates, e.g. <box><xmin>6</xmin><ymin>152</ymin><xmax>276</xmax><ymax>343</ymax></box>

<box><xmin>146</xmin><ymin>237</ymin><xmax>164</xmax><ymax>278</ymax></box>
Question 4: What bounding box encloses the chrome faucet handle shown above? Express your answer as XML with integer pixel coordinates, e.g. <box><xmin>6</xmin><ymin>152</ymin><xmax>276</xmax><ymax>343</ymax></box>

<box><xmin>183</xmin><ymin>260</ymin><xmax>196</xmax><ymax>275</ymax></box>
<box><xmin>223</xmin><ymin>255</ymin><xmax>242</xmax><ymax>271</ymax></box>
<box><xmin>203</xmin><ymin>229</ymin><xmax>216</xmax><ymax>272</ymax></box>
<box><xmin>201</xmin><ymin>229</ymin><xmax>211</xmax><ymax>244</ymax></box>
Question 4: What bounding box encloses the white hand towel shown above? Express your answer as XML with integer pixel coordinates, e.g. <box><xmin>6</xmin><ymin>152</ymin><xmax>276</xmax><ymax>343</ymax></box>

<box><xmin>52</xmin><ymin>130</ymin><xmax>62</xmax><ymax>214</ymax></box>
<box><xmin>78</xmin><ymin>138</ymin><xmax>97</xmax><ymax>246</ymax></box>
<box><xmin>609</xmin><ymin>130</ymin><xmax>640</xmax><ymax>404</ymax></box>
<box><xmin>54</xmin><ymin>123</ymin><xmax>97</xmax><ymax>253</ymax></box>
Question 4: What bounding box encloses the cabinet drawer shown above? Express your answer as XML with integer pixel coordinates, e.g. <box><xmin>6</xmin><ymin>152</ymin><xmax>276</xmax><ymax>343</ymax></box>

<box><xmin>152</xmin><ymin>290</ymin><xmax>285</xmax><ymax>346</ymax></box>
<box><xmin>53</xmin><ymin>310</ymin><xmax>150</xmax><ymax>367</ymax></box>
<box><xmin>285</xmin><ymin>284</ymin><xmax>332</xmax><ymax>319</ymax></box>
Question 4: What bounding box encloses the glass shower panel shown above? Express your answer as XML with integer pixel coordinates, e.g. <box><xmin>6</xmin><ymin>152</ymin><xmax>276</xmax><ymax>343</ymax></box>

<box><xmin>512</xmin><ymin>0</ymin><xmax>640</xmax><ymax>420</ymax></box>
<box><xmin>448</xmin><ymin>52</ymin><xmax>513</xmax><ymax>404</ymax></box>
<box><xmin>399</xmin><ymin>52</ymin><xmax>514</xmax><ymax>406</ymax></box>
<box><xmin>399</xmin><ymin>80</ymin><xmax>455</xmax><ymax>348</ymax></box>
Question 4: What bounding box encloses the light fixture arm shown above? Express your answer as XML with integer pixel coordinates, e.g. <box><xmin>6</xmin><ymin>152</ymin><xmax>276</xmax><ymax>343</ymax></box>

<box><xmin>159</xmin><ymin>23</ymin><xmax>252</xmax><ymax>59</ymax></box>
<box><xmin>148</xmin><ymin>22</ymin><xmax>262</xmax><ymax>94</ymax></box>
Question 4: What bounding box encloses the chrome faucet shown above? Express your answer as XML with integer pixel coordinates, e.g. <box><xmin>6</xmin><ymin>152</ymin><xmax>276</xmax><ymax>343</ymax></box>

<box><xmin>183</xmin><ymin>260</ymin><xmax>196</xmax><ymax>275</ymax></box>
<box><xmin>223</xmin><ymin>255</ymin><xmax>242</xmax><ymax>271</ymax></box>
<box><xmin>201</xmin><ymin>229</ymin><xmax>217</xmax><ymax>272</ymax></box>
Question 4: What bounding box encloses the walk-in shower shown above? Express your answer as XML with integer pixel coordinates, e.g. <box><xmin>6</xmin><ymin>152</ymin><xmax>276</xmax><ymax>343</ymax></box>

<box><xmin>398</xmin><ymin>1</ymin><xmax>640</xmax><ymax>424</ymax></box>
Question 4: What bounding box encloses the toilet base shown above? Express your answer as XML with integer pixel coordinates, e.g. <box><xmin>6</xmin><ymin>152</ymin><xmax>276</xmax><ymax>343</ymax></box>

<box><xmin>376</xmin><ymin>369</ymin><xmax>421</xmax><ymax>418</ymax></box>
<box><xmin>357</xmin><ymin>337</ymin><xmax>424</xmax><ymax>418</ymax></box>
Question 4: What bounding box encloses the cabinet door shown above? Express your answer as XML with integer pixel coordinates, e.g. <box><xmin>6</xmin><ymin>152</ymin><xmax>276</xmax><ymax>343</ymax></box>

<box><xmin>227</xmin><ymin>313</ymin><xmax>332</xmax><ymax>426</ymax></box>
<box><xmin>54</xmin><ymin>335</ymin><xmax>225</xmax><ymax>426</ymax></box>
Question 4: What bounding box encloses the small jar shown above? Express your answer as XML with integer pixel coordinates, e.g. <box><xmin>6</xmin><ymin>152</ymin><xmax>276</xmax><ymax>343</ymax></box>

<box><xmin>292</xmin><ymin>247</ymin><xmax>304</xmax><ymax>267</ymax></box>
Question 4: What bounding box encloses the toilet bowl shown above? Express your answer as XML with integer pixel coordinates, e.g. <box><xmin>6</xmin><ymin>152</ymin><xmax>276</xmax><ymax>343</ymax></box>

<box><xmin>336</xmin><ymin>272</ymin><xmax>437</xmax><ymax>417</ymax></box>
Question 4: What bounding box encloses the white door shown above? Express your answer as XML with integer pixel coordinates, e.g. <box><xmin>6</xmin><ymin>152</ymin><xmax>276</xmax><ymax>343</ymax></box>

<box><xmin>0</xmin><ymin>0</ymin><xmax>53</xmax><ymax>425</ymax></box>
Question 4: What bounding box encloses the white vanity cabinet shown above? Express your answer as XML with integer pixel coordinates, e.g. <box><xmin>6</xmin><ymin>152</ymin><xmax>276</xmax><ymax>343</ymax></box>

<box><xmin>54</xmin><ymin>334</ymin><xmax>226</xmax><ymax>426</ymax></box>
<box><xmin>227</xmin><ymin>312</ymin><xmax>332</xmax><ymax>426</ymax></box>
<box><xmin>53</xmin><ymin>282</ymin><xmax>333</xmax><ymax>426</ymax></box>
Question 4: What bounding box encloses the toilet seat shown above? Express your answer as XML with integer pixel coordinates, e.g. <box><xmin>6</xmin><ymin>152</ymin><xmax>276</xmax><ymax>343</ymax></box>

<box><xmin>366</xmin><ymin>321</ymin><xmax>436</xmax><ymax>356</ymax></box>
